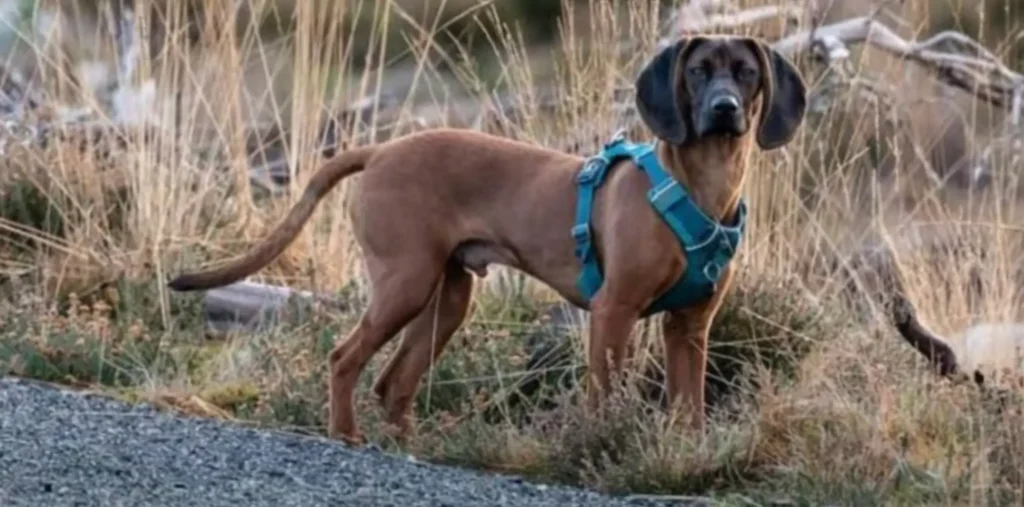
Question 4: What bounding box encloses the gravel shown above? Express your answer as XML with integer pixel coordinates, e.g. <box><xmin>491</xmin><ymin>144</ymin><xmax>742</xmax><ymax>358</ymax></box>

<box><xmin>0</xmin><ymin>377</ymin><xmax>685</xmax><ymax>507</ymax></box>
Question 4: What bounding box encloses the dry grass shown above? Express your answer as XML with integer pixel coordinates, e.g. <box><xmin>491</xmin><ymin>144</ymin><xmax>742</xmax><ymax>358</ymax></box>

<box><xmin>3</xmin><ymin>0</ymin><xmax>1024</xmax><ymax>503</ymax></box>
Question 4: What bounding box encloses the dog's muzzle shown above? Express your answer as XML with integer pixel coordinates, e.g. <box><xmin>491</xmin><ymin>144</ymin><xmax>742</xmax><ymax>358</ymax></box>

<box><xmin>696</xmin><ymin>93</ymin><xmax>746</xmax><ymax>137</ymax></box>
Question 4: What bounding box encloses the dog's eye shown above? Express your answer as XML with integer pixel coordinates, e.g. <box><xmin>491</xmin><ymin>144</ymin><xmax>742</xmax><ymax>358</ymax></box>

<box><xmin>687</xmin><ymin>67</ymin><xmax>707</xmax><ymax>82</ymax></box>
<box><xmin>736</xmin><ymin>67</ymin><xmax>758</xmax><ymax>82</ymax></box>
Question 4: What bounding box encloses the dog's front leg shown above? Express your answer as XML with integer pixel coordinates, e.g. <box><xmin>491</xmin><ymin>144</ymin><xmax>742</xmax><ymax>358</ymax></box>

<box><xmin>661</xmin><ymin>310</ymin><xmax>711</xmax><ymax>433</ymax></box>
<box><xmin>586</xmin><ymin>296</ymin><xmax>641</xmax><ymax>411</ymax></box>
<box><xmin>661</xmin><ymin>270</ymin><xmax>733</xmax><ymax>435</ymax></box>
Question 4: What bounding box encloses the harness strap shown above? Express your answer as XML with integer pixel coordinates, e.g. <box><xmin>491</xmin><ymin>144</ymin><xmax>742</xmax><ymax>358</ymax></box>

<box><xmin>643</xmin><ymin>198</ymin><xmax>748</xmax><ymax>316</ymax></box>
<box><xmin>635</xmin><ymin>142</ymin><xmax>747</xmax><ymax>315</ymax></box>
<box><xmin>572</xmin><ymin>153</ymin><xmax>614</xmax><ymax>300</ymax></box>
<box><xmin>571</xmin><ymin>135</ymin><xmax>747</xmax><ymax>314</ymax></box>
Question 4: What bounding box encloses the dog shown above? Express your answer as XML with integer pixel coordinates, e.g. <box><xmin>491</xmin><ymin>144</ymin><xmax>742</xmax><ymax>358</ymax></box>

<box><xmin>167</xmin><ymin>35</ymin><xmax>808</xmax><ymax>445</ymax></box>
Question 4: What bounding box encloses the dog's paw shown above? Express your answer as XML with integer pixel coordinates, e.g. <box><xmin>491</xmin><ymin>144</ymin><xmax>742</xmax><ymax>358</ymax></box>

<box><xmin>329</xmin><ymin>428</ymin><xmax>367</xmax><ymax>447</ymax></box>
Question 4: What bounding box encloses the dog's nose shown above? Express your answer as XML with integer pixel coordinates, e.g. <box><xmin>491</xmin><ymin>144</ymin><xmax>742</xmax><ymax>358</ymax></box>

<box><xmin>711</xmin><ymin>95</ymin><xmax>740</xmax><ymax>115</ymax></box>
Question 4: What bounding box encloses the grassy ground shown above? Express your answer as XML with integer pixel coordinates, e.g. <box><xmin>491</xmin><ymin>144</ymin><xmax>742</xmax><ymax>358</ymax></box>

<box><xmin>3</xmin><ymin>0</ymin><xmax>1024</xmax><ymax>504</ymax></box>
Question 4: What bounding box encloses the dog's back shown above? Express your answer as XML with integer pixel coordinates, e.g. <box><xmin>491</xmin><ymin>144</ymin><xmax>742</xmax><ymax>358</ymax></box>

<box><xmin>362</xmin><ymin>128</ymin><xmax>584</xmax><ymax>188</ymax></box>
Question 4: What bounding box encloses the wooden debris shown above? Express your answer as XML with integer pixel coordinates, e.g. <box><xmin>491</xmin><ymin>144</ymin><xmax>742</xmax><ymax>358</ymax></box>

<box><xmin>202</xmin><ymin>280</ymin><xmax>349</xmax><ymax>336</ymax></box>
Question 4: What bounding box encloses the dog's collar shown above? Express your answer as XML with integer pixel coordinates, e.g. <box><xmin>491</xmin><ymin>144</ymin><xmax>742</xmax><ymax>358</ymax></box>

<box><xmin>571</xmin><ymin>133</ymin><xmax>747</xmax><ymax>315</ymax></box>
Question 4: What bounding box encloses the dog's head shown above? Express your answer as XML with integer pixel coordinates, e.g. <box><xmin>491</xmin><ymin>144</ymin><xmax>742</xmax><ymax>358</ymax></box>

<box><xmin>635</xmin><ymin>35</ymin><xmax>807</xmax><ymax>150</ymax></box>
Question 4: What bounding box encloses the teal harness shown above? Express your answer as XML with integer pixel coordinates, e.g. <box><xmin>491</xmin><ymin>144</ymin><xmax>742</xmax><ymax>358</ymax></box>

<box><xmin>571</xmin><ymin>134</ymin><xmax>748</xmax><ymax>317</ymax></box>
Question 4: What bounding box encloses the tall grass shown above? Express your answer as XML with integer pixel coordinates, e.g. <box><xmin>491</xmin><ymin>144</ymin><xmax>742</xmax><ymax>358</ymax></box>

<box><xmin>3</xmin><ymin>0</ymin><xmax>1024</xmax><ymax>503</ymax></box>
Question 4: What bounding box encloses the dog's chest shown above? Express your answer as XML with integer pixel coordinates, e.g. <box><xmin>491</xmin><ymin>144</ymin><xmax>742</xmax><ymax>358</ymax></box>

<box><xmin>571</xmin><ymin>137</ymin><xmax>747</xmax><ymax>315</ymax></box>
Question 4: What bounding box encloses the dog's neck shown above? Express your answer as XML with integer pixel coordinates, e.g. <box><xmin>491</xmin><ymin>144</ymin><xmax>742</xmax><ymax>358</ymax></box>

<box><xmin>657</xmin><ymin>135</ymin><xmax>752</xmax><ymax>224</ymax></box>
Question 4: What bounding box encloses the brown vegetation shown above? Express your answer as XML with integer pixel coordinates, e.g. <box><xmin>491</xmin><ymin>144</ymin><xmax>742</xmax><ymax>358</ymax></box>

<box><xmin>3</xmin><ymin>0</ymin><xmax>1024</xmax><ymax>503</ymax></box>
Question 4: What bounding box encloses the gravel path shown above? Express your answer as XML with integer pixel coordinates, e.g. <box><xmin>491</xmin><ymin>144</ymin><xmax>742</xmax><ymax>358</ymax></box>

<box><xmin>0</xmin><ymin>377</ymin><xmax>684</xmax><ymax>507</ymax></box>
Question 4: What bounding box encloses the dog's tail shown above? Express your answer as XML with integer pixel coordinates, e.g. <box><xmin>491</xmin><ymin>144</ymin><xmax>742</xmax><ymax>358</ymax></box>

<box><xmin>167</xmin><ymin>145</ymin><xmax>375</xmax><ymax>291</ymax></box>
<box><xmin>890</xmin><ymin>291</ymin><xmax>961</xmax><ymax>377</ymax></box>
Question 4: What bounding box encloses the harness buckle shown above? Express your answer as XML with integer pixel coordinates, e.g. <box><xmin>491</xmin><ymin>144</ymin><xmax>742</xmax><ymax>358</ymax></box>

<box><xmin>571</xmin><ymin>223</ymin><xmax>593</xmax><ymax>259</ymax></box>
<box><xmin>576</xmin><ymin>157</ymin><xmax>605</xmax><ymax>184</ymax></box>
<box><xmin>648</xmin><ymin>179</ymin><xmax>684</xmax><ymax>214</ymax></box>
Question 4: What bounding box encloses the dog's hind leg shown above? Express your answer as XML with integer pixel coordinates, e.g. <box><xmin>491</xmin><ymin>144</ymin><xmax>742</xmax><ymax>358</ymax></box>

<box><xmin>327</xmin><ymin>254</ymin><xmax>446</xmax><ymax>444</ymax></box>
<box><xmin>371</xmin><ymin>260</ymin><xmax>474</xmax><ymax>437</ymax></box>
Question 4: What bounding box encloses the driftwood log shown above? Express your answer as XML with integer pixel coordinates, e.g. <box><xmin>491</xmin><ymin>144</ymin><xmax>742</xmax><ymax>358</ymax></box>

<box><xmin>202</xmin><ymin>280</ymin><xmax>348</xmax><ymax>336</ymax></box>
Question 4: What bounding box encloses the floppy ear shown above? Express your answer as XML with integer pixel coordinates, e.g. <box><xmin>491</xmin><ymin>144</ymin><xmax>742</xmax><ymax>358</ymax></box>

<box><xmin>635</xmin><ymin>38</ymin><xmax>696</xmax><ymax>145</ymax></box>
<box><xmin>750</xmin><ymin>41</ymin><xmax>807</xmax><ymax>151</ymax></box>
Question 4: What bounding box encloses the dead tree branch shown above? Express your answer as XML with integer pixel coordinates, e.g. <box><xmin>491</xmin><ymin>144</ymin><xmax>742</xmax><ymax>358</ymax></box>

<box><xmin>770</xmin><ymin>16</ymin><xmax>1024</xmax><ymax>109</ymax></box>
<box><xmin>201</xmin><ymin>280</ymin><xmax>349</xmax><ymax>336</ymax></box>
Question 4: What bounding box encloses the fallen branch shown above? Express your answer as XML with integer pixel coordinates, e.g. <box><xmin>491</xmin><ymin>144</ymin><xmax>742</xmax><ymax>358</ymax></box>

<box><xmin>673</xmin><ymin>3</ymin><xmax>804</xmax><ymax>40</ymax></box>
<box><xmin>771</xmin><ymin>16</ymin><xmax>1023</xmax><ymax>109</ymax></box>
<box><xmin>202</xmin><ymin>280</ymin><xmax>349</xmax><ymax>336</ymax></box>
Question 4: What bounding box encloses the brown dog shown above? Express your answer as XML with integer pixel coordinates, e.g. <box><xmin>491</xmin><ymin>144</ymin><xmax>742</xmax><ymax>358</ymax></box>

<box><xmin>167</xmin><ymin>35</ymin><xmax>807</xmax><ymax>444</ymax></box>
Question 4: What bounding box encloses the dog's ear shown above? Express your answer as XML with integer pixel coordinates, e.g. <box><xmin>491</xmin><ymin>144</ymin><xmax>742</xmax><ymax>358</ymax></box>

<box><xmin>749</xmin><ymin>40</ymin><xmax>807</xmax><ymax>151</ymax></box>
<box><xmin>635</xmin><ymin>38</ymin><xmax>700</xmax><ymax>145</ymax></box>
